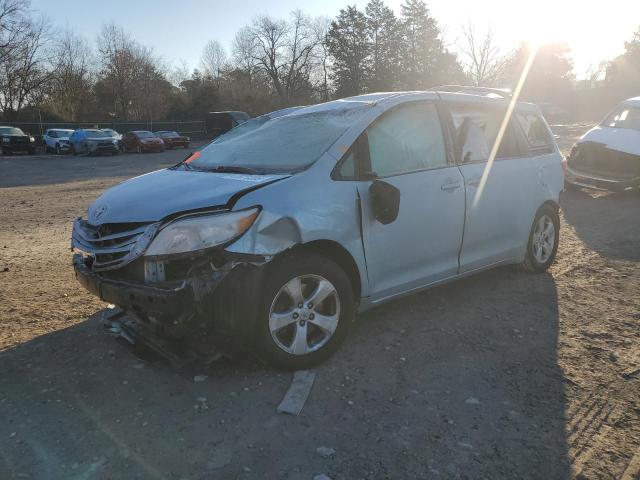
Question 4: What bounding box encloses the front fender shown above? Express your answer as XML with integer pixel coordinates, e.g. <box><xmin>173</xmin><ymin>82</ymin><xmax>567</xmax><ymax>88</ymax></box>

<box><xmin>225</xmin><ymin>161</ymin><xmax>370</xmax><ymax>297</ymax></box>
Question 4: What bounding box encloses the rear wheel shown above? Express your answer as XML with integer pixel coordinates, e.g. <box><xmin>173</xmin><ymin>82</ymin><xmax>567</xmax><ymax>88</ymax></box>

<box><xmin>523</xmin><ymin>204</ymin><xmax>560</xmax><ymax>273</ymax></box>
<box><xmin>256</xmin><ymin>253</ymin><xmax>355</xmax><ymax>369</ymax></box>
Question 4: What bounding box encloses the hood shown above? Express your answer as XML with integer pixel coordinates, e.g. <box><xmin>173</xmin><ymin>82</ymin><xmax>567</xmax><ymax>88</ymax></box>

<box><xmin>580</xmin><ymin>126</ymin><xmax>640</xmax><ymax>156</ymax></box>
<box><xmin>87</xmin><ymin>168</ymin><xmax>288</xmax><ymax>224</ymax></box>
<box><xmin>87</xmin><ymin>136</ymin><xmax>113</xmax><ymax>142</ymax></box>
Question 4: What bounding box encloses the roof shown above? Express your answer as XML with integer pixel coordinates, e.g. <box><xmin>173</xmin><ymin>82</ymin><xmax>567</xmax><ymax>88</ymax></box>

<box><xmin>622</xmin><ymin>96</ymin><xmax>640</xmax><ymax>106</ymax></box>
<box><xmin>272</xmin><ymin>89</ymin><xmax>538</xmax><ymax>120</ymax></box>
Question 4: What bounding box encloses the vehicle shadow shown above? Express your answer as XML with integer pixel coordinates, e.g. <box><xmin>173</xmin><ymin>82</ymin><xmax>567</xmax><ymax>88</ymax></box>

<box><xmin>561</xmin><ymin>187</ymin><xmax>640</xmax><ymax>261</ymax></box>
<box><xmin>0</xmin><ymin>267</ymin><xmax>569</xmax><ymax>479</ymax></box>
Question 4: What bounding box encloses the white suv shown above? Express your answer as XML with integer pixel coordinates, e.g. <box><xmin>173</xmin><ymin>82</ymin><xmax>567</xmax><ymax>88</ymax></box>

<box><xmin>42</xmin><ymin>129</ymin><xmax>74</xmax><ymax>155</ymax></box>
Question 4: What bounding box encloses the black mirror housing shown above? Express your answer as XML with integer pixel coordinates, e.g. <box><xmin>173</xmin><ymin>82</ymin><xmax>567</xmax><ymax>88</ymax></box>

<box><xmin>369</xmin><ymin>179</ymin><xmax>400</xmax><ymax>225</ymax></box>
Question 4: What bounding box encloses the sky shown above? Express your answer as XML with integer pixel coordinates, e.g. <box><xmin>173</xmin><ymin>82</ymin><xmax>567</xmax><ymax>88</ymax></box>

<box><xmin>31</xmin><ymin>0</ymin><xmax>640</xmax><ymax>79</ymax></box>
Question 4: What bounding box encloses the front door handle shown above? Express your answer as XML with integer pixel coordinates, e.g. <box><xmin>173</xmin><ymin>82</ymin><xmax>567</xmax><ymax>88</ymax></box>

<box><xmin>441</xmin><ymin>179</ymin><xmax>462</xmax><ymax>192</ymax></box>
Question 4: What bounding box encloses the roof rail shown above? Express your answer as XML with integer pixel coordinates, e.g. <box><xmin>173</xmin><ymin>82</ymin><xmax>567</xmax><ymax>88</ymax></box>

<box><xmin>432</xmin><ymin>85</ymin><xmax>513</xmax><ymax>99</ymax></box>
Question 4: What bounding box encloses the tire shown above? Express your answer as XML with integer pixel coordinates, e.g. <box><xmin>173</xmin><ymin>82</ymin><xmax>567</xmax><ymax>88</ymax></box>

<box><xmin>70</xmin><ymin>145</ymin><xmax>76</xmax><ymax>155</ymax></box>
<box><xmin>136</xmin><ymin>145</ymin><xmax>142</xmax><ymax>153</ymax></box>
<box><xmin>256</xmin><ymin>252</ymin><xmax>355</xmax><ymax>369</ymax></box>
<box><xmin>55</xmin><ymin>143</ymin><xmax>61</xmax><ymax>155</ymax></box>
<box><xmin>523</xmin><ymin>204</ymin><xmax>560</xmax><ymax>273</ymax></box>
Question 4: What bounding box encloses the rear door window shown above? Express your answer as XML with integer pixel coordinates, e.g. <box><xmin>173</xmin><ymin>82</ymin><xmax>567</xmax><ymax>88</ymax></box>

<box><xmin>515</xmin><ymin>112</ymin><xmax>554</xmax><ymax>155</ymax></box>
<box><xmin>365</xmin><ymin>102</ymin><xmax>447</xmax><ymax>177</ymax></box>
<box><xmin>448</xmin><ymin>103</ymin><xmax>520</xmax><ymax>163</ymax></box>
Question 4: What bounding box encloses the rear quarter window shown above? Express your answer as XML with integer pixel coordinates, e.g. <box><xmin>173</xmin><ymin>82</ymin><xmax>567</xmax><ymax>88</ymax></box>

<box><xmin>448</xmin><ymin>103</ymin><xmax>520</xmax><ymax>162</ymax></box>
<box><xmin>515</xmin><ymin>112</ymin><xmax>555</xmax><ymax>155</ymax></box>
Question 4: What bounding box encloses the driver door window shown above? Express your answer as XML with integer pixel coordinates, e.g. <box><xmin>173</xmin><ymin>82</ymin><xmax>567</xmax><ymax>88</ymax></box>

<box><xmin>366</xmin><ymin>103</ymin><xmax>447</xmax><ymax>177</ymax></box>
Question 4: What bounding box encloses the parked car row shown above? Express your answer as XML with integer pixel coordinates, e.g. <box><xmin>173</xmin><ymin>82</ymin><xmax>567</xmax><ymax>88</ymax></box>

<box><xmin>0</xmin><ymin>127</ymin><xmax>191</xmax><ymax>156</ymax></box>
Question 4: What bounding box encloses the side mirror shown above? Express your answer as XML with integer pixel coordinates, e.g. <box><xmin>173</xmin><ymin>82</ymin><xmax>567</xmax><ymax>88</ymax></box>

<box><xmin>369</xmin><ymin>179</ymin><xmax>400</xmax><ymax>225</ymax></box>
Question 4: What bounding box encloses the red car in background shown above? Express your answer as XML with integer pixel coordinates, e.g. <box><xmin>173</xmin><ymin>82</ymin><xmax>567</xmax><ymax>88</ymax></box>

<box><xmin>121</xmin><ymin>131</ymin><xmax>165</xmax><ymax>153</ymax></box>
<box><xmin>154</xmin><ymin>131</ymin><xmax>190</xmax><ymax>149</ymax></box>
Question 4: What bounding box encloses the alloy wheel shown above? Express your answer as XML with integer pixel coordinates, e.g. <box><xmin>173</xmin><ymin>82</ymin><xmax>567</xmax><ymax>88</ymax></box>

<box><xmin>269</xmin><ymin>274</ymin><xmax>341</xmax><ymax>355</ymax></box>
<box><xmin>532</xmin><ymin>214</ymin><xmax>555</xmax><ymax>264</ymax></box>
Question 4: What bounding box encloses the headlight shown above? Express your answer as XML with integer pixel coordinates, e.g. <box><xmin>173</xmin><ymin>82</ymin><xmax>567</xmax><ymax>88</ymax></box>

<box><xmin>112</xmin><ymin>139</ymin><xmax>117</xmax><ymax>145</ymax></box>
<box><xmin>29</xmin><ymin>136</ymin><xmax>35</xmax><ymax>142</ymax></box>
<box><xmin>2</xmin><ymin>137</ymin><xmax>9</xmax><ymax>143</ymax></box>
<box><xmin>145</xmin><ymin>207</ymin><xmax>260</xmax><ymax>256</ymax></box>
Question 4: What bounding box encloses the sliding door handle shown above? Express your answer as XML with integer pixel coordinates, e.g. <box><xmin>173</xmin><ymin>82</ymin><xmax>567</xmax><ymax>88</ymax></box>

<box><xmin>466</xmin><ymin>178</ymin><xmax>481</xmax><ymax>188</ymax></box>
<box><xmin>441</xmin><ymin>180</ymin><xmax>462</xmax><ymax>192</ymax></box>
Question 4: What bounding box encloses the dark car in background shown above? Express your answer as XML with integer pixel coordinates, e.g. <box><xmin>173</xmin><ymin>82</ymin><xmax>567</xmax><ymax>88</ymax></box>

<box><xmin>154</xmin><ymin>131</ymin><xmax>190</xmax><ymax>149</ymax></box>
<box><xmin>70</xmin><ymin>129</ymin><xmax>119</xmax><ymax>155</ymax></box>
<box><xmin>121</xmin><ymin>130</ymin><xmax>165</xmax><ymax>153</ymax></box>
<box><xmin>0</xmin><ymin>126</ymin><xmax>35</xmax><ymax>154</ymax></box>
<box><xmin>205</xmin><ymin>111</ymin><xmax>249</xmax><ymax>138</ymax></box>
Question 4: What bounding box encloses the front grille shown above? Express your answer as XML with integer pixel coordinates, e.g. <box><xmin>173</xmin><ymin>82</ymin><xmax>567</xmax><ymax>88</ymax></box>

<box><xmin>72</xmin><ymin>219</ymin><xmax>160</xmax><ymax>271</ymax></box>
<box><xmin>13</xmin><ymin>137</ymin><xmax>28</xmax><ymax>145</ymax></box>
<box><xmin>571</xmin><ymin>142</ymin><xmax>640</xmax><ymax>180</ymax></box>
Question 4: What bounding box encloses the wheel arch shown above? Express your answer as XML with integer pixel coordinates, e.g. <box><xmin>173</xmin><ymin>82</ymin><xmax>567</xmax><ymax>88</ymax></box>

<box><xmin>285</xmin><ymin>240</ymin><xmax>362</xmax><ymax>300</ymax></box>
<box><xmin>541</xmin><ymin>199</ymin><xmax>560</xmax><ymax>214</ymax></box>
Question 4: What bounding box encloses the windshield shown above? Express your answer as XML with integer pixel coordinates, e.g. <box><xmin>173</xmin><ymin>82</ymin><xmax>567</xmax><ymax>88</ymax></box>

<box><xmin>135</xmin><ymin>131</ymin><xmax>154</xmax><ymax>138</ymax></box>
<box><xmin>0</xmin><ymin>127</ymin><xmax>25</xmax><ymax>135</ymax></box>
<box><xmin>189</xmin><ymin>106</ymin><xmax>370</xmax><ymax>173</ymax></box>
<box><xmin>102</xmin><ymin>129</ymin><xmax>118</xmax><ymax>136</ymax></box>
<box><xmin>54</xmin><ymin>129</ymin><xmax>73</xmax><ymax>136</ymax></box>
<box><xmin>602</xmin><ymin>106</ymin><xmax>640</xmax><ymax>130</ymax></box>
<box><xmin>160</xmin><ymin>131</ymin><xmax>179</xmax><ymax>137</ymax></box>
<box><xmin>84</xmin><ymin>129</ymin><xmax>109</xmax><ymax>138</ymax></box>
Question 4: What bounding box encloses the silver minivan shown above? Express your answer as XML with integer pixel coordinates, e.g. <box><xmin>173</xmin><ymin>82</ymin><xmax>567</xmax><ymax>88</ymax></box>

<box><xmin>72</xmin><ymin>90</ymin><xmax>564</xmax><ymax>369</ymax></box>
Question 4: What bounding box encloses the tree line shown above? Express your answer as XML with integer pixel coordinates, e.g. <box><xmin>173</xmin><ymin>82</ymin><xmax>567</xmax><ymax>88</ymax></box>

<box><xmin>1</xmin><ymin>0</ymin><xmax>639</xmax><ymax>124</ymax></box>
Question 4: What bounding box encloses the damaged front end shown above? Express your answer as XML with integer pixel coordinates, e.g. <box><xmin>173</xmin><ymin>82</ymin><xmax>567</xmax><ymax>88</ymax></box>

<box><xmin>71</xmin><ymin>210</ymin><xmax>268</xmax><ymax>360</ymax></box>
<box><xmin>566</xmin><ymin>141</ymin><xmax>640</xmax><ymax>192</ymax></box>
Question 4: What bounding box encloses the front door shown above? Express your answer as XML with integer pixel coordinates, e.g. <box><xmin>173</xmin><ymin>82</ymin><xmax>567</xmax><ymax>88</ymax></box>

<box><xmin>355</xmin><ymin>102</ymin><xmax>466</xmax><ymax>302</ymax></box>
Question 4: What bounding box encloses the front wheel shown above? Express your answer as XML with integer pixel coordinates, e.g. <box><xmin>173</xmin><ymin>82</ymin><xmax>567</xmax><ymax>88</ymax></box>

<box><xmin>523</xmin><ymin>204</ymin><xmax>560</xmax><ymax>273</ymax></box>
<box><xmin>256</xmin><ymin>252</ymin><xmax>355</xmax><ymax>369</ymax></box>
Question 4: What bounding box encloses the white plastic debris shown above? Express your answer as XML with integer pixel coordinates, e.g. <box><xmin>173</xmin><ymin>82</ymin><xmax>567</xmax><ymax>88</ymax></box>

<box><xmin>277</xmin><ymin>370</ymin><xmax>316</xmax><ymax>416</ymax></box>
<box><xmin>316</xmin><ymin>446</ymin><xmax>336</xmax><ymax>458</ymax></box>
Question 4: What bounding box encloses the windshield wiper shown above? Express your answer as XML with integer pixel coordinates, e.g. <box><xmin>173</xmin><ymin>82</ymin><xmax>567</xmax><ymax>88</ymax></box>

<box><xmin>200</xmin><ymin>165</ymin><xmax>265</xmax><ymax>175</ymax></box>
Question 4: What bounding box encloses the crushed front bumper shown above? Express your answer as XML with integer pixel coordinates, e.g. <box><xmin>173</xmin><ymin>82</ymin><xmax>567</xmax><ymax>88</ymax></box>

<box><xmin>73</xmin><ymin>253</ymin><xmax>193</xmax><ymax>319</ymax></box>
<box><xmin>565</xmin><ymin>166</ymin><xmax>640</xmax><ymax>192</ymax></box>
<box><xmin>73</xmin><ymin>252</ymin><xmax>265</xmax><ymax>349</ymax></box>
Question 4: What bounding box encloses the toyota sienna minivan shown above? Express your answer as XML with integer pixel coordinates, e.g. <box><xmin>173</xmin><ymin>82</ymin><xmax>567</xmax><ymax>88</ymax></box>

<box><xmin>72</xmin><ymin>90</ymin><xmax>564</xmax><ymax>369</ymax></box>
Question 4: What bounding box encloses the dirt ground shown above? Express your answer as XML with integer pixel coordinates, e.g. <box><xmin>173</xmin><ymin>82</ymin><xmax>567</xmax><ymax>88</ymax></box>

<box><xmin>0</xmin><ymin>130</ymin><xmax>638</xmax><ymax>480</ymax></box>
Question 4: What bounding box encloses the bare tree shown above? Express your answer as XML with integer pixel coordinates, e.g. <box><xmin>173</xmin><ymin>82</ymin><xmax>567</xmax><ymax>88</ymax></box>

<box><xmin>97</xmin><ymin>22</ymin><xmax>171</xmax><ymax>121</ymax></box>
<box><xmin>250</xmin><ymin>15</ymin><xmax>288</xmax><ymax>99</ymax></box>
<box><xmin>459</xmin><ymin>23</ymin><xmax>508</xmax><ymax>86</ymax></box>
<box><xmin>0</xmin><ymin>13</ymin><xmax>51</xmax><ymax>119</ymax></box>
<box><xmin>47</xmin><ymin>29</ymin><xmax>94</xmax><ymax>120</ymax></box>
<box><xmin>0</xmin><ymin>0</ymin><xmax>30</xmax><ymax>64</ymax></box>
<box><xmin>232</xmin><ymin>26</ymin><xmax>259</xmax><ymax>83</ymax></box>
<box><xmin>241</xmin><ymin>11</ymin><xmax>322</xmax><ymax>104</ymax></box>
<box><xmin>311</xmin><ymin>16</ymin><xmax>331</xmax><ymax>101</ymax></box>
<box><xmin>200</xmin><ymin>39</ymin><xmax>227</xmax><ymax>81</ymax></box>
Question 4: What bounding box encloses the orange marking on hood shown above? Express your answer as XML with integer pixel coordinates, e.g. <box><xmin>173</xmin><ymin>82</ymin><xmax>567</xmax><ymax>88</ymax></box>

<box><xmin>185</xmin><ymin>151</ymin><xmax>201</xmax><ymax>164</ymax></box>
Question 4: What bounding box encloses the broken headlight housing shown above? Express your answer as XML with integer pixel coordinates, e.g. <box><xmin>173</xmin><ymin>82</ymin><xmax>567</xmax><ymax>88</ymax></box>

<box><xmin>145</xmin><ymin>207</ymin><xmax>259</xmax><ymax>257</ymax></box>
